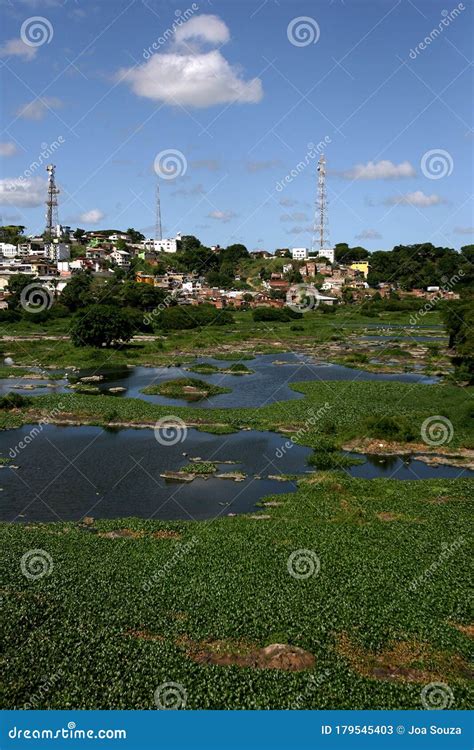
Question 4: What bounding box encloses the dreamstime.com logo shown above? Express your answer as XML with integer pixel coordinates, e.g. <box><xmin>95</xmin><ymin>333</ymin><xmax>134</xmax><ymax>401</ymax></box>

<box><xmin>421</xmin><ymin>682</ymin><xmax>454</xmax><ymax>710</ymax></box>
<box><xmin>286</xmin><ymin>283</ymin><xmax>320</xmax><ymax>313</ymax></box>
<box><xmin>20</xmin><ymin>549</ymin><xmax>53</xmax><ymax>580</ymax></box>
<box><xmin>143</xmin><ymin>5</ymin><xmax>199</xmax><ymax>58</ymax></box>
<box><xmin>421</xmin><ymin>416</ymin><xmax>454</xmax><ymax>446</ymax></box>
<box><xmin>287</xmin><ymin>16</ymin><xmax>320</xmax><ymax>47</ymax></box>
<box><xmin>276</xmin><ymin>138</ymin><xmax>331</xmax><ymax>191</ymax></box>
<box><xmin>287</xmin><ymin>549</ymin><xmax>321</xmax><ymax>580</ymax></box>
<box><xmin>154</xmin><ymin>416</ymin><xmax>188</xmax><ymax>446</ymax></box>
<box><xmin>421</xmin><ymin>149</ymin><xmax>453</xmax><ymax>180</ymax></box>
<box><xmin>20</xmin><ymin>16</ymin><xmax>54</xmax><ymax>47</ymax></box>
<box><xmin>154</xmin><ymin>149</ymin><xmax>187</xmax><ymax>180</ymax></box>
<box><xmin>20</xmin><ymin>283</ymin><xmax>54</xmax><ymax>314</ymax></box>
<box><xmin>154</xmin><ymin>681</ymin><xmax>187</xmax><ymax>710</ymax></box>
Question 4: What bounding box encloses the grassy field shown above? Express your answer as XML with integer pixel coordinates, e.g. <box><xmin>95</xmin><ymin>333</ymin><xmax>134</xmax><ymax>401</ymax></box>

<box><xmin>1</xmin><ymin>474</ymin><xmax>471</xmax><ymax>709</ymax></box>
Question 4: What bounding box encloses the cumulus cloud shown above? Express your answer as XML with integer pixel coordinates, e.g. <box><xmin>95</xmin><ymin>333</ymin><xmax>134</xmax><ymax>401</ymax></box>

<box><xmin>384</xmin><ymin>191</ymin><xmax>444</xmax><ymax>207</ymax></box>
<box><xmin>16</xmin><ymin>97</ymin><xmax>62</xmax><ymax>120</ymax></box>
<box><xmin>341</xmin><ymin>160</ymin><xmax>416</xmax><ymax>180</ymax></box>
<box><xmin>79</xmin><ymin>209</ymin><xmax>105</xmax><ymax>224</ymax></box>
<box><xmin>355</xmin><ymin>229</ymin><xmax>382</xmax><ymax>240</ymax></box>
<box><xmin>208</xmin><ymin>209</ymin><xmax>236</xmax><ymax>222</ymax></box>
<box><xmin>285</xmin><ymin>225</ymin><xmax>313</xmax><ymax>235</ymax></box>
<box><xmin>0</xmin><ymin>176</ymin><xmax>46</xmax><ymax>207</ymax></box>
<box><xmin>0</xmin><ymin>142</ymin><xmax>18</xmax><ymax>157</ymax></box>
<box><xmin>0</xmin><ymin>38</ymin><xmax>37</xmax><ymax>61</ymax></box>
<box><xmin>280</xmin><ymin>212</ymin><xmax>309</xmax><ymax>222</ymax></box>
<box><xmin>118</xmin><ymin>15</ymin><xmax>262</xmax><ymax>108</ymax></box>
<box><xmin>175</xmin><ymin>14</ymin><xmax>230</xmax><ymax>46</ymax></box>
<box><xmin>279</xmin><ymin>197</ymin><xmax>298</xmax><ymax>207</ymax></box>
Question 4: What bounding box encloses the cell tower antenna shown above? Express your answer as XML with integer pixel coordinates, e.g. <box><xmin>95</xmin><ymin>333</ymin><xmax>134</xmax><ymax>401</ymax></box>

<box><xmin>45</xmin><ymin>164</ymin><xmax>59</xmax><ymax>237</ymax></box>
<box><xmin>155</xmin><ymin>180</ymin><xmax>162</xmax><ymax>241</ymax></box>
<box><xmin>312</xmin><ymin>154</ymin><xmax>330</xmax><ymax>258</ymax></box>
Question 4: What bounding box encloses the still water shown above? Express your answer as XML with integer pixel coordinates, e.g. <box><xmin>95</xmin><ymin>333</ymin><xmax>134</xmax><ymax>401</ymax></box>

<box><xmin>0</xmin><ymin>425</ymin><xmax>471</xmax><ymax>522</ymax></box>
<box><xmin>1</xmin><ymin>352</ymin><xmax>438</xmax><ymax>406</ymax></box>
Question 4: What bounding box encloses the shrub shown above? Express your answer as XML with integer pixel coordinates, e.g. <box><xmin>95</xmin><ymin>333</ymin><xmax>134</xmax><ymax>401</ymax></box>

<box><xmin>70</xmin><ymin>305</ymin><xmax>135</xmax><ymax>348</ymax></box>
<box><xmin>364</xmin><ymin>415</ymin><xmax>417</xmax><ymax>442</ymax></box>
<box><xmin>0</xmin><ymin>392</ymin><xmax>31</xmax><ymax>409</ymax></box>
<box><xmin>159</xmin><ymin>305</ymin><xmax>234</xmax><ymax>331</ymax></box>
<box><xmin>252</xmin><ymin>307</ymin><xmax>302</xmax><ymax>322</ymax></box>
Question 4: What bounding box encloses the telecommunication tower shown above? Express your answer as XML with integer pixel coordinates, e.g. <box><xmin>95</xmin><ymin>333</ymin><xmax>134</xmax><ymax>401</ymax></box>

<box><xmin>155</xmin><ymin>180</ymin><xmax>162</xmax><ymax>241</ymax></box>
<box><xmin>312</xmin><ymin>154</ymin><xmax>331</xmax><ymax>260</ymax></box>
<box><xmin>45</xmin><ymin>164</ymin><xmax>59</xmax><ymax>237</ymax></box>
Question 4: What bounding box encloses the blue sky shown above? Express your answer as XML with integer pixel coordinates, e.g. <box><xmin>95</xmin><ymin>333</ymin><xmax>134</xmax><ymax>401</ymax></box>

<box><xmin>0</xmin><ymin>0</ymin><xmax>472</xmax><ymax>251</ymax></box>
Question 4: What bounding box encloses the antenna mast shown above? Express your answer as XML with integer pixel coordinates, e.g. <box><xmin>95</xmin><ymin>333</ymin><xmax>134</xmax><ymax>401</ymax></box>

<box><xmin>312</xmin><ymin>154</ymin><xmax>330</xmax><ymax>258</ymax></box>
<box><xmin>155</xmin><ymin>180</ymin><xmax>162</xmax><ymax>241</ymax></box>
<box><xmin>45</xmin><ymin>164</ymin><xmax>59</xmax><ymax>237</ymax></box>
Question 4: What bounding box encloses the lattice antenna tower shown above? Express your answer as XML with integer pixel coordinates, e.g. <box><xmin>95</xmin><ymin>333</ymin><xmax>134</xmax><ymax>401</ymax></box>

<box><xmin>312</xmin><ymin>154</ymin><xmax>330</xmax><ymax>256</ymax></box>
<box><xmin>155</xmin><ymin>180</ymin><xmax>162</xmax><ymax>241</ymax></box>
<box><xmin>45</xmin><ymin>164</ymin><xmax>59</xmax><ymax>236</ymax></box>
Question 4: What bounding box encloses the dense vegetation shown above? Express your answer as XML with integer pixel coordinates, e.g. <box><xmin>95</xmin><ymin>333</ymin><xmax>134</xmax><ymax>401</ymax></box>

<box><xmin>1</xmin><ymin>474</ymin><xmax>471</xmax><ymax>709</ymax></box>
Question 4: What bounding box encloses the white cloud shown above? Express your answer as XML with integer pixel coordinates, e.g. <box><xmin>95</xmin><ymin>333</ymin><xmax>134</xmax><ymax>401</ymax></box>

<box><xmin>280</xmin><ymin>212</ymin><xmax>308</xmax><ymax>222</ymax></box>
<box><xmin>16</xmin><ymin>97</ymin><xmax>62</xmax><ymax>121</ymax></box>
<box><xmin>118</xmin><ymin>14</ymin><xmax>262</xmax><ymax>108</ymax></box>
<box><xmin>285</xmin><ymin>225</ymin><xmax>313</xmax><ymax>235</ymax></box>
<box><xmin>0</xmin><ymin>142</ymin><xmax>18</xmax><ymax>157</ymax></box>
<box><xmin>172</xmin><ymin>183</ymin><xmax>205</xmax><ymax>197</ymax></box>
<box><xmin>279</xmin><ymin>197</ymin><xmax>298</xmax><ymax>207</ymax></box>
<box><xmin>385</xmin><ymin>191</ymin><xmax>444</xmax><ymax>207</ymax></box>
<box><xmin>0</xmin><ymin>38</ymin><xmax>37</xmax><ymax>61</ymax></box>
<box><xmin>341</xmin><ymin>160</ymin><xmax>416</xmax><ymax>180</ymax></box>
<box><xmin>454</xmin><ymin>226</ymin><xmax>474</xmax><ymax>235</ymax></box>
<box><xmin>208</xmin><ymin>209</ymin><xmax>236</xmax><ymax>222</ymax></box>
<box><xmin>0</xmin><ymin>176</ymin><xmax>46</xmax><ymax>207</ymax></box>
<box><xmin>175</xmin><ymin>14</ymin><xmax>230</xmax><ymax>46</ymax></box>
<box><xmin>355</xmin><ymin>229</ymin><xmax>382</xmax><ymax>240</ymax></box>
<box><xmin>79</xmin><ymin>209</ymin><xmax>105</xmax><ymax>224</ymax></box>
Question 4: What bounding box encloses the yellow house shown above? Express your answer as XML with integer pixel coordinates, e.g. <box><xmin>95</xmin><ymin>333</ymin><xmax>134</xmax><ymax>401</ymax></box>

<box><xmin>350</xmin><ymin>261</ymin><xmax>369</xmax><ymax>278</ymax></box>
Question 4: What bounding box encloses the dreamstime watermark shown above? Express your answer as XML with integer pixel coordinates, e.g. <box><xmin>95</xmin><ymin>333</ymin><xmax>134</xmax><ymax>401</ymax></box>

<box><xmin>153</xmin><ymin>415</ymin><xmax>188</xmax><ymax>446</ymax></box>
<box><xmin>286</xmin><ymin>283</ymin><xmax>320</xmax><ymax>313</ymax></box>
<box><xmin>408</xmin><ymin>536</ymin><xmax>465</xmax><ymax>593</ymax></box>
<box><xmin>154</xmin><ymin>681</ymin><xmax>187</xmax><ymax>710</ymax></box>
<box><xmin>292</xmin><ymin>669</ymin><xmax>331</xmax><ymax>709</ymax></box>
<box><xmin>143</xmin><ymin>536</ymin><xmax>199</xmax><ymax>592</ymax></box>
<box><xmin>20</xmin><ymin>549</ymin><xmax>54</xmax><ymax>580</ymax></box>
<box><xmin>9</xmin><ymin>403</ymin><xmax>65</xmax><ymax>459</ymax></box>
<box><xmin>143</xmin><ymin>4</ymin><xmax>199</xmax><ymax>58</ymax></box>
<box><xmin>287</xmin><ymin>549</ymin><xmax>321</xmax><ymax>580</ymax></box>
<box><xmin>421</xmin><ymin>149</ymin><xmax>454</xmax><ymax>180</ymax></box>
<box><xmin>154</xmin><ymin>149</ymin><xmax>187</xmax><ymax>180</ymax></box>
<box><xmin>287</xmin><ymin>16</ymin><xmax>320</xmax><ymax>47</ymax></box>
<box><xmin>4</xmin><ymin>137</ymin><xmax>65</xmax><ymax>194</ymax></box>
<box><xmin>409</xmin><ymin>269</ymin><xmax>464</xmax><ymax>324</ymax></box>
<box><xmin>20</xmin><ymin>282</ymin><xmax>54</xmax><ymax>314</ymax></box>
<box><xmin>22</xmin><ymin>668</ymin><xmax>64</xmax><ymax>710</ymax></box>
<box><xmin>276</xmin><ymin>138</ymin><xmax>331</xmax><ymax>191</ymax></box>
<box><xmin>275</xmin><ymin>403</ymin><xmax>331</xmax><ymax>459</ymax></box>
<box><xmin>421</xmin><ymin>682</ymin><xmax>454</xmax><ymax>710</ymax></box>
<box><xmin>20</xmin><ymin>16</ymin><xmax>54</xmax><ymax>47</ymax></box>
<box><xmin>143</xmin><ymin>292</ymin><xmax>178</xmax><ymax>326</ymax></box>
<box><xmin>421</xmin><ymin>415</ymin><xmax>454</xmax><ymax>446</ymax></box>
<box><xmin>409</xmin><ymin>4</ymin><xmax>465</xmax><ymax>59</ymax></box>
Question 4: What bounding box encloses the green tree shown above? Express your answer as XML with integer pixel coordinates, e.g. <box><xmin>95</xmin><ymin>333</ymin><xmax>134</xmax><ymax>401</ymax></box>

<box><xmin>70</xmin><ymin>305</ymin><xmax>135</xmax><ymax>348</ymax></box>
<box><xmin>126</xmin><ymin>227</ymin><xmax>145</xmax><ymax>243</ymax></box>
<box><xmin>61</xmin><ymin>271</ymin><xmax>94</xmax><ymax>311</ymax></box>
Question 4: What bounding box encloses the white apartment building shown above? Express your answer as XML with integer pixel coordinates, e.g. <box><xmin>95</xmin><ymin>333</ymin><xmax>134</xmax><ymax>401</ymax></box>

<box><xmin>109</xmin><ymin>249</ymin><xmax>130</xmax><ymax>267</ymax></box>
<box><xmin>47</xmin><ymin>242</ymin><xmax>70</xmax><ymax>262</ymax></box>
<box><xmin>143</xmin><ymin>232</ymin><xmax>181</xmax><ymax>254</ymax></box>
<box><xmin>318</xmin><ymin>247</ymin><xmax>335</xmax><ymax>264</ymax></box>
<box><xmin>0</xmin><ymin>243</ymin><xmax>17</xmax><ymax>257</ymax></box>
<box><xmin>291</xmin><ymin>247</ymin><xmax>308</xmax><ymax>261</ymax></box>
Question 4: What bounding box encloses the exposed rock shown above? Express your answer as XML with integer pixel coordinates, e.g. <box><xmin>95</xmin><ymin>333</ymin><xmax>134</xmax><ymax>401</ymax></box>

<box><xmin>160</xmin><ymin>471</ymin><xmax>196</xmax><ymax>482</ymax></box>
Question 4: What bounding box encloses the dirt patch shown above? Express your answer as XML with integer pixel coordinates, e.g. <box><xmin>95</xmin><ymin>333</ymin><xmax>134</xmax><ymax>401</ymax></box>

<box><xmin>151</xmin><ymin>530</ymin><xmax>182</xmax><ymax>540</ymax></box>
<box><xmin>342</xmin><ymin>439</ymin><xmax>474</xmax><ymax>470</ymax></box>
<box><xmin>449</xmin><ymin>622</ymin><xmax>474</xmax><ymax>638</ymax></box>
<box><xmin>376</xmin><ymin>512</ymin><xmax>407</xmax><ymax>522</ymax></box>
<box><xmin>336</xmin><ymin>632</ymin><xmax>472</xmax><ymax>683</ymax></box>
<box><xmin>179</xmin><ymin>637</ymin><xmax>315</xmax><ymax>671</ymax></box>
<box><xmin>98</xmin><ymin>529</ymin><xmax>144</xmax><ymax>539</ymax></box>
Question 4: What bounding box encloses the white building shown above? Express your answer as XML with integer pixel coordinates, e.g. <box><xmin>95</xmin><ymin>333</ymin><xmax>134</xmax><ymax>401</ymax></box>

<box><xmin>0</xmin><ymin>243</ymin><xmax>17</xmax><ymax>258</ymax></box>
<box><xmin>109</xmin><ymin>249</ymin><xmax>130</xmax><ymax>267</ymax></box>
<box><xmin>291</xmin><ymin>247</ymin><xmax>308</xmax><ymax>261</ymax></box>
<box><xmin>318</xmin><ymin>247</ymin><xmax>335</xmax><ymax>264</ymax></box>
<box><xmin>143</xmin><ymin>232</ymin><xmax>181</xmax><ymax>254</ymax></box>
